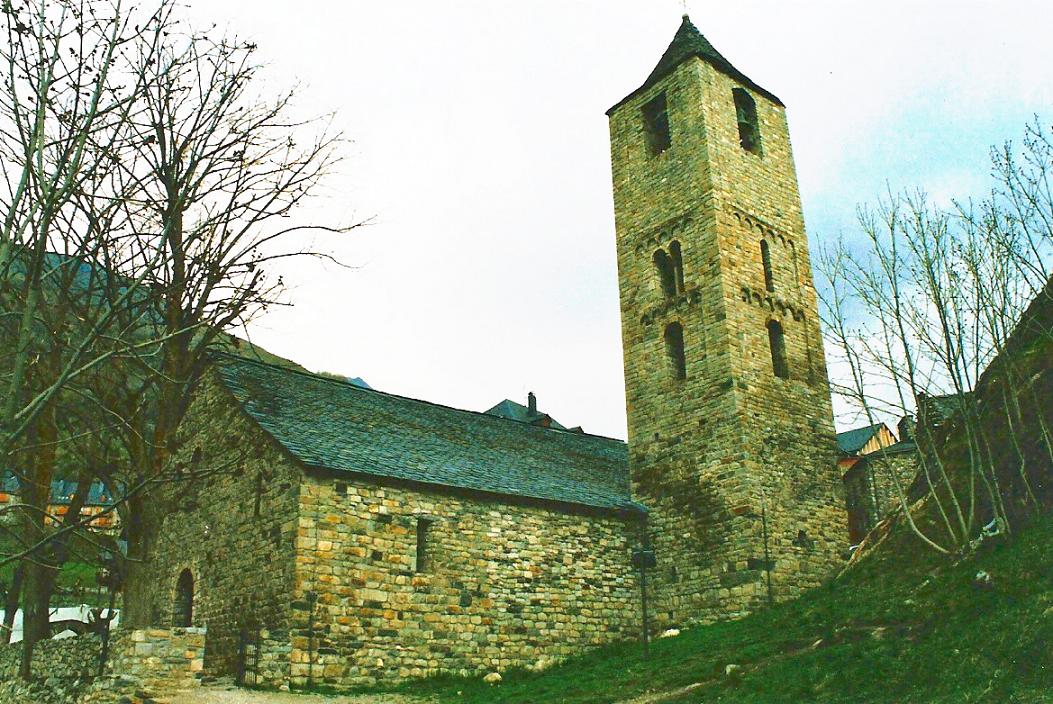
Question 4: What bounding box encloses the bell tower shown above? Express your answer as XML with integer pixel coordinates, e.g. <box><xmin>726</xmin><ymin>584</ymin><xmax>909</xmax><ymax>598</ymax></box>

<box><xmin>607</xmin><ymin>16</ymin><xmax>846</xmax><ymax>624</ymax></box>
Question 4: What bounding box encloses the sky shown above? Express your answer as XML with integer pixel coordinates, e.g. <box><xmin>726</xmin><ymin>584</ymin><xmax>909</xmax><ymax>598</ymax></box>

<box><xmin>182</xmin><ymin>1</ymin><xmax>1053</xmax><ymax>440</ymax></box>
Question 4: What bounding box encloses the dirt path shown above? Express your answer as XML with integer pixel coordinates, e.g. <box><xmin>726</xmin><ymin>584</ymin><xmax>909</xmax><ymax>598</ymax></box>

<box><xmin>162</xmin><ymin>684</ymin><xmax>435</xmax><ymax>704</ymax></box>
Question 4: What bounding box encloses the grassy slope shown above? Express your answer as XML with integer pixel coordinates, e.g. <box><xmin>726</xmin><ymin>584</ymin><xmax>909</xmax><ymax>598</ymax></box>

<box><xmin>395</xmin><ymin>516</ymin><xmax>1053</xmax><ymax>703</ymax></box>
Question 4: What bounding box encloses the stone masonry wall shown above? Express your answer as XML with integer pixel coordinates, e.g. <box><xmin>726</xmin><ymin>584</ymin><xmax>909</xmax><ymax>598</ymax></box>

<box><xmin>0</xmin><ymin>633</ymin><xmax>99</xmax><ymax>683</ymax></box>
<box><xmin>289</xmin><ymin>471</ymin><xmax>642</xmax><ymax>689</ymax></box>
<box><xmin>0</xmin><ymin>627</ymin><xmax>203</xmax><ymax>704</ymax></box>
<box><xmin>608</xmin><ymin>49</ymin><xmax>847</xmax><ymax>627</ymax></box>
<box><xmin>845</xmin><ymin>451</ymin><xmax>920</xmax><ymax>542</ymax></box>
<box><xmin>143</xmin><ymin>373</ymin><xmax>300</xmax><ymax>677</ymax></box>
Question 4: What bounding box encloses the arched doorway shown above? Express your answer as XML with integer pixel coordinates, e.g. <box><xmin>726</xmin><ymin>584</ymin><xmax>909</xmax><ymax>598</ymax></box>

<box><xmin>173</xmin><ymin>569</ymin><xmax>193</xmax><ymax>627</ymax></box>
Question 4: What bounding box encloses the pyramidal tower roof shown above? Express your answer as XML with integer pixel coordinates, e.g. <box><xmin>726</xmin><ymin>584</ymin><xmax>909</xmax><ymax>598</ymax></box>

<box><xmin>608</xmin><ymin>15</ymin><xmax>782</xmax><ymax>114</ymax></box>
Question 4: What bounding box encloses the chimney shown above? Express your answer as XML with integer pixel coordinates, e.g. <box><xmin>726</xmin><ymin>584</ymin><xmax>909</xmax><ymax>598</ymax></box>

<box><xmin>897</xmin><ymin>415</ymin><xmax>915</xmax><ymax>443</ymax></box>
<box><xmin>527</xmin><ymin>392</ymin><xmax>537</xmax><ymax>416</ymax></box>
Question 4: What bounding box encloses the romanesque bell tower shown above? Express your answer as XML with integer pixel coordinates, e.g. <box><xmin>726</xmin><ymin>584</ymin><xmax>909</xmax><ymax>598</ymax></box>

<box><xmin>607</xmin><ymin>16</ymin><xmax>846</xmax><ymax>625</ymax></box>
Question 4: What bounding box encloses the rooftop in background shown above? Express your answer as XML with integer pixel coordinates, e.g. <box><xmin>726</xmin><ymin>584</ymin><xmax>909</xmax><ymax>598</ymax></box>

<box><xmin>214</xmin><ymin>355</ymin><xmax>643</xmax><ymax>515</ymax></box>
<box><xmin>837</xmin><ymin>422</ymin><xmax>896</xmax><ymax>456</ymax></box>
<box><xmin>483</xmin><ymin>393</ymin><xmax>573</xmax><ymax>432</ymax></box>
<box><xmin>608</xmin><ymin>14</ymin><xmax>782</xmax><ymax>115</ymax></box>
<box><xmin>1</xmin><ymin>473</ymin><xmax>116</xmax><ymax>507</ymax></box>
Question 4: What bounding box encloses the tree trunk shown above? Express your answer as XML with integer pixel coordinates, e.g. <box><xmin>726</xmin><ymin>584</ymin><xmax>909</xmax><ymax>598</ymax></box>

<box><xmin>19</xmin><ymin>405</ymin><xmax>57</xmax><ymax>680</ymax></box>
<box><xmin>2</xmin><ymin>561</ymin><xmax>23</xmax><ymax>644</ymax></box>
<box><xmin>120</xmin><ymin>491</ymin><xmax>161</xmax><ymax>628</ymax></box>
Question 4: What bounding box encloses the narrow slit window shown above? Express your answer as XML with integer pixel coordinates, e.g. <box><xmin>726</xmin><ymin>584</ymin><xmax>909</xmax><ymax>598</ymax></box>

<box><xmin>653</xmin><ymin>249</ymin><xmax>676</xmax><ymax>297</ymax></box>
<box><xmin>767</xmin><ymin>320</ymin><xmax>790</xmax><ymax>379</ymax></box>
<box><xmin>669</xmin><ymin>240</ymin><xmax>685</xmax><ymax>294</ymax></box>
<box><xmin>642</xmin><ymin>92</ymin><xmax>671</xmax><ymax>156</ymax></box>
<box><xmin>733</xmin><ymin>88</ymin><xmax>761</xmax><ymax>155</ymax></box>
<box><xmin>664</xmin><ymin>322</ymin><xmax>687</xmax><ymax>380</ymax></box>
<box><xmin>415</xmin><ymin>518</ymin><xmax>433</xmax><ymax>573</ymax></box>
<box><xmin>253</xmin><ymin>472</ymin><xmax>263</xmax><ymax>517</ymax></box>
<box><xmin>760</xmin><ymin>239</ymin><xmax>774</xmax><ymax>292</ymax></box>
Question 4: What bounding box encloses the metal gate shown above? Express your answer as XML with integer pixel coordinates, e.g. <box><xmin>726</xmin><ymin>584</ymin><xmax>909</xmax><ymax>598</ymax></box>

<box><xmin>236</xmin><ymin>625</ymin><xmax>261</xmax><ymax>687</ymax></box>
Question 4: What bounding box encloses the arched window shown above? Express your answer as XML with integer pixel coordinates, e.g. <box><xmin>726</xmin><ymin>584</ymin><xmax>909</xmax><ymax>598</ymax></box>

<box><xmin>767</xmin><ymin>320</ymin><xmax>790</xmax><ymax>379</ymax></box>
<box><xmin>642</xmin><ymin>92</ymin><xmax>671</xmax><ymax>156</ymax></box>
<box><xmin>173</xmin><ymin>569</ymin><xmax>194</xmax><ymax>627</ymax></box>
<box><xmin>669</xmin><ymin>240</ymin><xmax>685</xmax><ymax>294</ymax></box>
<box><xmin>653</xmin><ymin>249</ymin><xmax>676</xmax><ymax>298</ymax></box>
<box><xmin>664</xmin><ymin>322</ymin><xmax>687</xmax><ymax>380</ymax></box>
<box><xmin>760</xmin><ymin>239</ymin><xmax>774</xmax><ymax>292</ymax></box>
<box><xmin>733</xmin><ymin>88</ymin><xmax>761</xmax><ymax>155</ymax></box>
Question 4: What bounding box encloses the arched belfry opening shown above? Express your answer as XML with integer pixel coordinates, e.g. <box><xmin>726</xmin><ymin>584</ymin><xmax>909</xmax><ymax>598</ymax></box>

<box><xmin>653</xmin><ymin>249</ymin><xmax>676</xmax><ymax>297</ymax></box>
<box><xmin>760</xmin><ymin>239</ymin><xmax>774</xmax><ymax>292</ymax></box>
<box><xmin>733</xmin><ymin>87</ymin><xmax>761</xmax><ymax>155</ymax></box>
<box><xmin>767</xmin><ymin>320</ymin><xmax>790</xmax><ymax>379</ymax></box>
<box><xmin>664</xmin><ymin>321</ymin><xmax>687</xmax><ymax>380</ymax></box>
<box><xmin>173</xmin><ymin>569</ymin><xmax>194</xmax><ymax>627</ymax></box>
<box><xmin>669</xmin><ymin>240</ymin><xmax>685</xmax><ymax>293</ymax></box>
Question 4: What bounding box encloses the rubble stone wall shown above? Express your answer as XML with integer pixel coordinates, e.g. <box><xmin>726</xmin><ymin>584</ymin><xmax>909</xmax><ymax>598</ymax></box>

<box><xmin>142</xmin><ymin>374</ymin><xmax>301</xmax><ymax>676</ymax></box>
<box><xmin>845</xmin><ymin>451</ymin><xmax>920</xmax><ymax>541</ymax></box>
<box><xmin>0</xmin><ymin>627</ymin><xmax>203</xmax><ymax>704</ymax></box>
<box><xmin>289</xmin><ymin>471</ymin><xmax>643</xmax><ymax>689</ymax></box>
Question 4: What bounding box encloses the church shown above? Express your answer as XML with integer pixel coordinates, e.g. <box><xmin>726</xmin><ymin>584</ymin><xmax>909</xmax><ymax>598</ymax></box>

<box><xmin>143</xmin><ymin>15</ymin><xmax>849</xmax><ymax>689</ymax></box>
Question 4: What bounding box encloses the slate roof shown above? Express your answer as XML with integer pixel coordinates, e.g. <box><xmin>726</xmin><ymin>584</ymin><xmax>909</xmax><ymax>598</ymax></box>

<box><xmin>484</xmin><ymin>399</ymin><xmax>567</xmax><ymax>431</ymax></box>
<box><xmin>608</xmin><ymin>15</ymin><xmax>782</xmax><ymax>115</ymax></box>
<box><xmin>836</xmin><ymin>423</ymin><xmax>886</xmax><ymax>455</ymax></box>
<box><xmin>214</xmin><ymin>354</ymin><xmax>644</xmax><ymax>515</ymax></box>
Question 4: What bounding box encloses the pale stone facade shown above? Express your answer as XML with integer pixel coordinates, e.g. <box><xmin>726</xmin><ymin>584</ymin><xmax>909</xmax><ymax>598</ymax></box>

<box><xmin>606</xmin><ymin>16</ymin><xmax>847</xmax><ymax>625</ymax></box>
<box><xmin>144</xmin><ymin>362</ymin><xmax>643</xmax><ymax>690</ymax></box>
<box><xmin>142</xmin><ymin>376</ymin><xmax>300</xmax><ymax>678</ymax></box>
<box><xmin>290</xmin><ymin>474</ymin><xmax>639</xmax><ymax>687</ymax></box>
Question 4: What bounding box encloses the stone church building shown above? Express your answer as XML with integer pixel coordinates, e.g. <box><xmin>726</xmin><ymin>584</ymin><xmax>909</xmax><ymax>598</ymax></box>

<box><xmin>145</xmin><ymin>15</ymin><xmax>850</xmax><ymax>689</ymax></box>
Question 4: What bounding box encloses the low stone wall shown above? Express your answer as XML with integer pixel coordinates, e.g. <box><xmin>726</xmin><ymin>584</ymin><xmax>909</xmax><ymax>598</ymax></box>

<box><xmin>845</xmin><ymin>451</ymin><xmax>919</xmax><ymax>541</ymax></box>
<box><xmin>0</xmin><ymin>627</ymin><xmax>205</xmax><ymax>704</ymax></box>
<box><xmin>0</xmin><ymin>635</ymin><xmax>99</xmax><ymax>704</ymax></box>
<box><xmin>107</xmin><ymin>627</ymin><xmax>205</xmax><ymax>692</ymax></box>
<box><xmin>0</xmin><ymin>633</ymin><xmax>100</xmax><ymax>682</ymax></box>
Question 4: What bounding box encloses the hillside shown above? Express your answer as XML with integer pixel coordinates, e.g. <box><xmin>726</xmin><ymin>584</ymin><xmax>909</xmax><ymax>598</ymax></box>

<box><xmin>394</xmin><ymin>515</ymin><xmax>1052</xmax><ymax>703</ymax></box>
<box><xmin>385</xmin><ymin>286</ymin><xmax>1053</xmax><ymax>703</ymax></box>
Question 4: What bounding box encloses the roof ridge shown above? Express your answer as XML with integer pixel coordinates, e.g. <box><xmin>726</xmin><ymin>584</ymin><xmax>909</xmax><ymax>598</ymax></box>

<box><xmin>211</xmin><ymin>351</ymin><xmax>626</xmax><ymax>444</ymax></box>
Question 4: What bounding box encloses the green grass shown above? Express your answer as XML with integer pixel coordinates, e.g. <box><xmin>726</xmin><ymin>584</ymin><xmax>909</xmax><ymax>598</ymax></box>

<box><xmin>0</xmin><ymin>559</ymin><xmax>108</xmax><ymax>608</ymax></box>
<box><xmin>390</xmin><ymin>517</ymin><xmax>1053</xmax><ymax>703</ymax></box>
<box><xmin>0</xmin><ymin>532</ymin><xmax>114</xmax><ymax>607</ymax></box>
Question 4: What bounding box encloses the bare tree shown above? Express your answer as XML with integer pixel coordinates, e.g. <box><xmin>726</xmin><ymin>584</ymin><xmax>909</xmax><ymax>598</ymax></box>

<box><xmin>82</xmin><ymin>9</ymin><xmax>353</xmax><ymax>627</ymax></box>
<box><xmin>0</xmin><ymin>0</ymin><xmax>354</xmax><ymax>675</ymax></box>
<box><xmin>0</xmin><ymin>0</ymin><xmax>171</xmax><ymax>676</ymax></box>
<box><xmin>819</xmin><ymin>120</ymin><xmax>1053</xmax><ymax>555</ymax></box>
